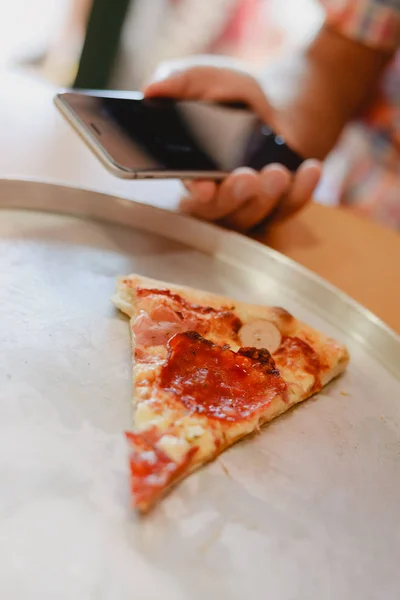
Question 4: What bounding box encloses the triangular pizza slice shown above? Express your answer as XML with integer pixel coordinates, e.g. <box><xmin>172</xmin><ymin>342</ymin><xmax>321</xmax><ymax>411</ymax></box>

<box><xmin>113</xmin><ymin>274</ymin><xmax>349</xmax><ymax>512</ymax></box>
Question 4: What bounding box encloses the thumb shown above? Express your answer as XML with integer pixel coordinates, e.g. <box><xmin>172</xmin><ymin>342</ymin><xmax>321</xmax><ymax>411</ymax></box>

<box><xmin>143</xmin><ymin>66</ymin><xmax>274</xmax><ymax>124</ymax></box>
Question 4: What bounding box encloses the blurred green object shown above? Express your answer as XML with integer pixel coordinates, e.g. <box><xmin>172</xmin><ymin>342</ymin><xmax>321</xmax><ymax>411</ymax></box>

<box><xmin>74</xmin><ymin>0</ymin><xmax>132</xmax><ymax>89</ymax></box>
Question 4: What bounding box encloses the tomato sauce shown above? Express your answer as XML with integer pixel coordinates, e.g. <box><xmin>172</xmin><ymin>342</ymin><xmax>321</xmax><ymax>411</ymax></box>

<box><xmin>159</xmin><ymin>332</ymin><xmax>287</xmax><ymax>422</ymax></box>
<box><xmin>126</xmin><ymin>428</ymin><xmax>196</xmax><ymax>508</ymax></box>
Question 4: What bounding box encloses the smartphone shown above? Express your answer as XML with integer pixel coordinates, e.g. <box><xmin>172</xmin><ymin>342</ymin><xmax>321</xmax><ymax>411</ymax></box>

<box><xmin>55</xmin><ymin>90</ymin><xmax>304</xmax><ymax>180</ymax></box>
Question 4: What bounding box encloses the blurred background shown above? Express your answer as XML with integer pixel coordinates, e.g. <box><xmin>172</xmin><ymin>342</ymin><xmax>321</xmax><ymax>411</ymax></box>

<box><xmin>1</xmin><ymin>0</ymin><xmax>323</xmax><ymax>89</ymax></box>
<box><xmin>1</xmin><ymin>1</ymin><xmax>398</xmax><ymax>230</ymax></box>
<box><xmin>0</xmin><ymin>0</ymin><xmax>351</xmax><ymax>211</ymax></box>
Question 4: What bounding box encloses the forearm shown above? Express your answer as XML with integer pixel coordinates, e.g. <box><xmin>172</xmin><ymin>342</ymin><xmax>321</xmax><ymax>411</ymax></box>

<box><xmin>308</xmin><ymin>25</ymin><xmax>392</xmax><ymax>115</ymax></box>
<box><xmin>259</xmin><ymin>26</ymin><xmax>393</xmax><ymax>159</ymax></box>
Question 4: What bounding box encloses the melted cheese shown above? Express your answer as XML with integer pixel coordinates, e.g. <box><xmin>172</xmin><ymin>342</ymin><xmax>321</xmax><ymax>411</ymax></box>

<box><xmin>134</xmin><ymin>402</ymin><xmax>171</xmax><ymax>432</ymax></box>
<box><xmin>189</xmin><ymin>427</ymin><xmax>216</xmax><ymax>458</ymax></box>
<box><xmin>157</xmin><ymin>435</ymin><xmax>190</xmax><ymax>462</ymax></box>
<box><xmin>185</xmin><ymin>424</ymin><xmax>205</xmax><ymax>440</ymax></box>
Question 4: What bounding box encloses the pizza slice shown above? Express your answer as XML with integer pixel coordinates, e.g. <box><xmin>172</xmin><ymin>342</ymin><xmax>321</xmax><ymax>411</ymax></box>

<box><xmin>113</xmin><ymin>274</ymin><xmax>349</xmax><ymax>512</ymax></box>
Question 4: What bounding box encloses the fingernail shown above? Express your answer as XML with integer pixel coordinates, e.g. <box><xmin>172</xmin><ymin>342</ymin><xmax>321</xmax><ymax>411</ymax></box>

<box><xmin>232</xmin><ymin>180</ymin><xmax>249</xmax><ymax>201</ymax></box>
<box><xmin>302</xmin><ymin>159</ymin><xmax>322</xmax><ymax>185</ymax></box>
<box><xmin>263</xmin><ymin>170</ymin><xmax>288</xmax><ymax>197</ymax></box>
<box><xmin>232</xmin><ymin>168</ymin><xmax>257</xmax><ymax>201</ymax></box>
<box><xmin>303</xmin><ymin>158</ymin><xmax>321</xmax><ymax>171</ymax></box>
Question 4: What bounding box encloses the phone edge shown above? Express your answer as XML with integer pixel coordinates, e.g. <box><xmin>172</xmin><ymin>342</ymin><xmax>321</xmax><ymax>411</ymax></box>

<box><xmin>54</xmin><ymin>94</ymin><xmax>136</xmax><ymax>180</ymax></box>
<box><xmin>54</xmin><ymin>93</ymin><xmax>228</xmax><ymax>181</ymax></box>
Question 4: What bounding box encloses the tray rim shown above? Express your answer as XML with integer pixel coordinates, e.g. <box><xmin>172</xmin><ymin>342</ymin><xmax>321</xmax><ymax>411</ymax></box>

<box><xmin>1</xmin><ymin>176</ymin><xmax>399</xmax><ymax>381</ymax></box>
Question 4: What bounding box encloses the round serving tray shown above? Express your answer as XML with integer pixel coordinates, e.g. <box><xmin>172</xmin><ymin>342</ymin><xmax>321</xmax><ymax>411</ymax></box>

<box><xmin>1</xmin><ymin>179</ymin><xmax>399</xmax><ymax>600</ymax></box>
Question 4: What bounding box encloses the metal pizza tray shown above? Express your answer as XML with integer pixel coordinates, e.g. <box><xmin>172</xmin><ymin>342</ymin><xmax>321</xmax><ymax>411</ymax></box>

<box><xmin>1</xmin><ymin>179</ymin><xmax>399</xmax><ymax>600</ymax></box>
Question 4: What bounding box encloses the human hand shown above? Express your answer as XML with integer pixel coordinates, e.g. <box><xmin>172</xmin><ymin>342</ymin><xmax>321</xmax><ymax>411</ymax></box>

<box><xmin>144</xmin><ymin>62</ymin><xmax>322</xmax><ymax>231</ymax></box>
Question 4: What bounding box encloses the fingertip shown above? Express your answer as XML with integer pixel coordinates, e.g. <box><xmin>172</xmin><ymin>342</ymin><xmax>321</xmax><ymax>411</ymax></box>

<box><xmin>298</xmin><ymin>159</ymin><xmax>322</xmax><ymax>188</ymax></box>
<box><xmin>143</xmin><ymin>69</ymin><xmax>185</xmax><ymax>97</ymax></box>
<box><xmin>260</xmin><ymin>163</ymin><xmax>292</xmax><ymax>197</ymax></box>
<box><xmin>182</xmin><ymin>179</ymin><xmax>217</xmax><ymax>203</ymax></box>
<box><xmin>232</xmin><ymin>166</ymin><xmax>258</xmax><ymax>178</ymax></box>
<box><xmin>143</xmin><ymin>79</ymin><xmax>169</xmax><ymax>98</ymax></box>
<box><xmin>270</xmin><ymin>158</ymin><xmax>322</xmax><ymax>223</ymax></box>
<box><xmin>261</xmin><ymin>162</ymin><xmax>291</xmax><ymax>177</ymax></box>
<box><xmin>229</xmin><ymin>168</ymin><xmax>260</xmax><ymax>201</ymax></box>
<box><xmin>302</xmin><ymin>158</ymin><xmax>322</xmax><ymax>171</ymax></box>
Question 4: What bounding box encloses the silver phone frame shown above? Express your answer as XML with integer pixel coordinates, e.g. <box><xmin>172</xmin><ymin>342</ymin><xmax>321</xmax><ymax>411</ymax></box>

<box><xmin>54</xmin><ymin>93</ymin><xmax>228</xmax><ymax>181</ymax></box>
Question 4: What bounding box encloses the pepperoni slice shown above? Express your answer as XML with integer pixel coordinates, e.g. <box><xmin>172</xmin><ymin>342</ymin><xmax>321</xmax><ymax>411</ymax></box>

<box><xmin>159</xmin><ymin>332</ymin><xmax>287</xmax><ymax>422</ymax></box>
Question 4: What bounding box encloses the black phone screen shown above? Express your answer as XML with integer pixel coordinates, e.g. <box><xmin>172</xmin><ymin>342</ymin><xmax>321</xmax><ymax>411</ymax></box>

<box><xmin>62</xmin><ymin>93</ymin><xmax>304</xmax><ymax>174</ymax></box>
